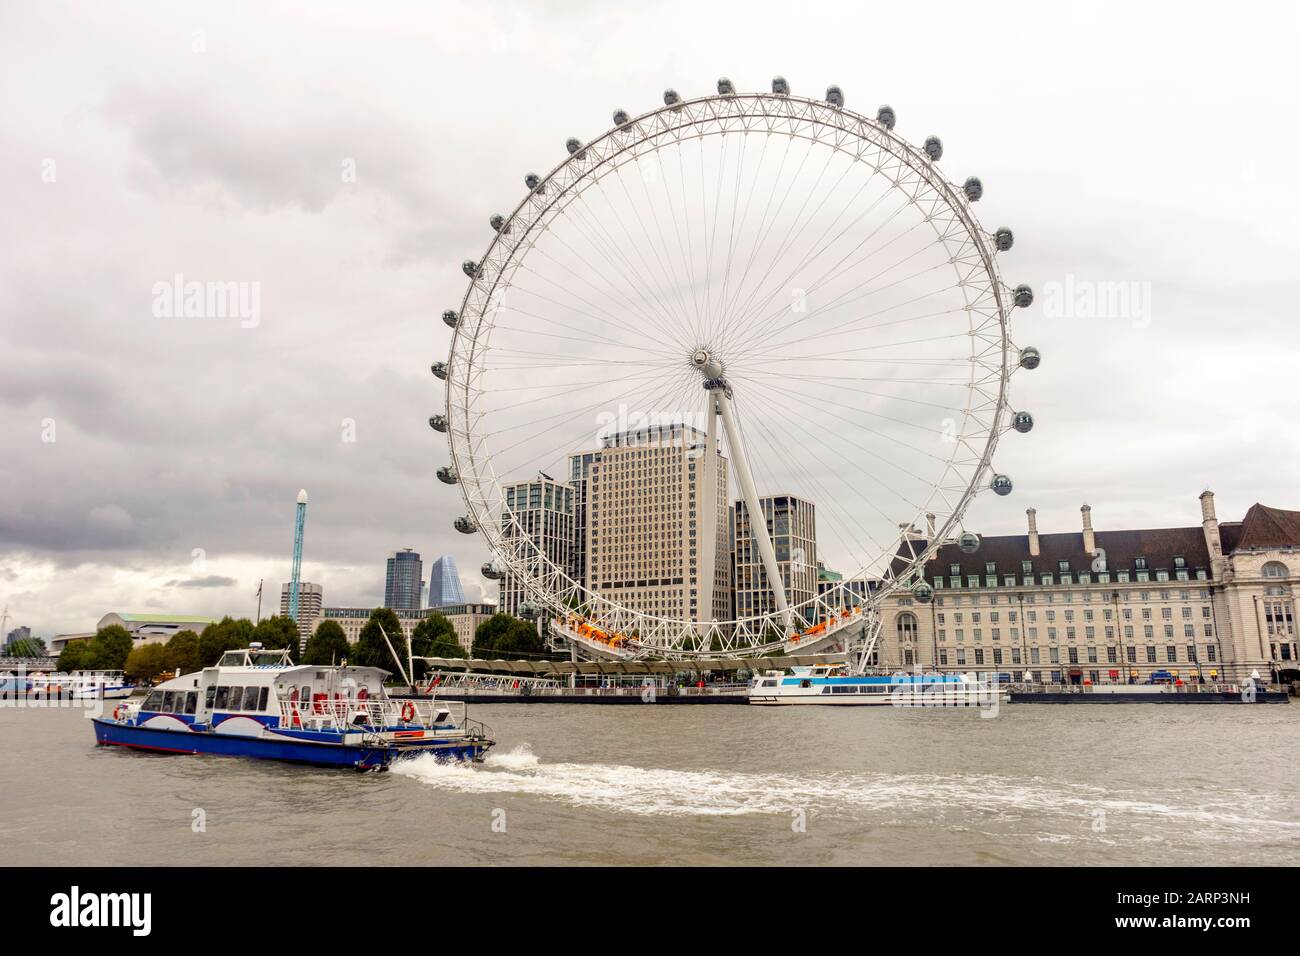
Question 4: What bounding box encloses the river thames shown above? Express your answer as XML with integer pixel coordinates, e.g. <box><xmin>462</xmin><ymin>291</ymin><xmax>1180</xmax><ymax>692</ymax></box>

<box><xmin>2</xmin><ymin>702</ymin><xmax>1297</xmax><ymax>866</ymax></box>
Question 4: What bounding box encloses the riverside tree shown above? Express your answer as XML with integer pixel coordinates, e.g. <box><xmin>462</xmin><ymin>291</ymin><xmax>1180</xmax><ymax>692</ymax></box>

<box><xmin>351</xmin><ymin>608</ymin><xmax>406</xmax><ymax>671</ymax></box>
<box><xmin>302</xmin><ymin>619</ymin><xmax>349</xmax><ymax>666</ymax></box>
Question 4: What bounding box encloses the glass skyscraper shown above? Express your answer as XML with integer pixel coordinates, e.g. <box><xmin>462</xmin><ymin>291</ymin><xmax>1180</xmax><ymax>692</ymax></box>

<box><xmin>428</xmin><ymin>555</ymin><xmax>466</xmax><ymax>607</ymax></box>
<box><xmin>384</xmin><ymin>549</ymin><xmax>424</xmax><ymax>610</ymax></box>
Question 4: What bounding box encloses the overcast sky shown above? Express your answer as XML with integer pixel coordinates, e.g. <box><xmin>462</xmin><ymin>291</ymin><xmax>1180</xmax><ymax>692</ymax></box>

<box><xmin>2</xmin><ymin>1</ymin><xmax>1298</xmax><ymax>638</ymax></box>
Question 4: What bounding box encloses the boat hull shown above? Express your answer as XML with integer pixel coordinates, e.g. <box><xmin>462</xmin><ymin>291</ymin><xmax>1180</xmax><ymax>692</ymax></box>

<box><xmin>92</xmin><ymin>718</ymin><xmax>489</xmax><ymax>771</ymax></box>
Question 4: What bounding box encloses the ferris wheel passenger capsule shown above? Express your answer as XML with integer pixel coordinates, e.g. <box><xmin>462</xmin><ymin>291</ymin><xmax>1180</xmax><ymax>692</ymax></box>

<box><xmin>481</xmin><ymin>561</ymin><xmax>504</xmax><ymax>581</ymax></box>
<box><xmin>490</xmin><ymin>214</ymin><xmax>508</xmax><ymax>233</ymax></box>
<box><xmin>771</xmin><ymin>75</ymin><xmax>790</xmax><ymax>95</ymax></box>
<box><xmin>524</xmin><ymin>172</ymin><xmax>544</xmax><ymax>193</ymax></box>
<box><xmin>1011</xmin><ymin>411</ymin><xmax>1034</xmax><ymax>433</ymax></box>
<box><xmin>995</xmin><ymin>227</ymin><xmax>1014</xmax><ymax>252</ymax></box>
<box><xmin>913</xmin><ymin>582</ymin><xmax>935</xmax><ymax>604</ymax></box>
<box><xmin>431</xmin><ymin>361</ymin><xmax>448</xmax><ymax>380</ymax></box>
<box><xmin>462</xmin><ymin>260</ymin><xmax>481</xmax><ymax>279</ymax></box>
<box><xmin>963</xmin><ymin>176</ymin><xmax>983</xmax><ymax>201</ymax></box>
<box><xmin>717</xmin><ymin>77</ymin><xmax>735</xmax><ymax>95</ymax></box>
<box><xmin>613</xmin><ymin>109</ymin><xmax>630</xmax><ymax>126</ymax></box>
<box><xmin>991</xmin><ymin>474</ymin><xmax>1014</xmax><ymax>496</ymax></box>
<box><xmin>436</xmin><ymin>466</ymin><xmax>457</xmax><ymax>485</ymax></box>
<box><xmin>565</xmin><ymin>137</ymin><xmax>586</xmax><ymax>160</ymax></box>
<box><xmin>428</xmin><ymin>415</ymin><xmax>447</xmax><ymax>433</ymax></box>
<box><xmin>825</xmin><ymin>85</ymin><xmax>844</xmax><ymax>108</ymax></box>
<box><xmin>1019</xmin><ymin>347</ymin><xmax>1041</xmax><ymax>370</ymax></box>
<box><xmin>923</xmin><ymin>136</ymin><xmax>943</xmax><ymax>161</ymax></box>
<box><xmin>518</xmin><ymin>602</ymin><xmax>537</xmax><ymax>620</ymax></box>
<box><xmin>454</xmin><ymin>516</ymin><xmax>477</xmax><ymax>534</ymax></box>
<box><xmin>876</xmin><ymin>105</ymin><xmax>896</xmax><ymax>129</ymax></box>
<box><xmin>441</xmin><ymin>309</ymin><xmax>458</xmax><ymax>329</ymax></box>
<box><xmin>958</xmin><ymin>531</ymin><xmax>981</xmax><ymax>554</ymax></box>
<box><xmin>1013</xmin><ymin>284</ymin><xmax>1034</xmax><ymax>308</ymax></box>
<box><xmin>663</xmin><ymin>88</ymin><xmax>682</xmax><ymax>107</ymax></box>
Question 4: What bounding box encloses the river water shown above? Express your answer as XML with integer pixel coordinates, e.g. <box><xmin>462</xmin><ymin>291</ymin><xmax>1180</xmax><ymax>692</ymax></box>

<box><xmin>2</xmin><ymin>702</ymin><xmax>1297</xmax><ymax>866</ymax></box>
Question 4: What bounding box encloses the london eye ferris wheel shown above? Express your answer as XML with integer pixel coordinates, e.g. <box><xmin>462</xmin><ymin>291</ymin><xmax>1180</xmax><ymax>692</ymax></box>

<box><xmin>431</xmin><ymin>76</ymin><xmax>1040</xmax><ymax>660</ymax></box>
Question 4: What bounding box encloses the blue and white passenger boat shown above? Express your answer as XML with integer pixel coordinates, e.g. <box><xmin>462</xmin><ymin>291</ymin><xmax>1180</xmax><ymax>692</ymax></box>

<box><xmin>748</xmin><ymin>665</ymin><xmax>1007</xmax><ymax>707</ymax></box>
<box><xmin>92</xmin><ymin>645</ymin><xmax>494</xmax><ymax>771</ymax></box>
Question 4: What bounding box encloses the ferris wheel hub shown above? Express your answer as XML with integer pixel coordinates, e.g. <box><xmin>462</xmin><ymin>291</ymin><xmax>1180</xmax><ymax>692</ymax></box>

<box><xmin>690</xmin><ymin>347</ymin><xmax>725</xmax><ymax>381</ymax></box>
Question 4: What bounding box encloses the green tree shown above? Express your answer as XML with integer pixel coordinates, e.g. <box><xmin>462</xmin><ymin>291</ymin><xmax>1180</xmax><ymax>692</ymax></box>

<box><xmin>302</xmin><ymin>619</ymin><xmax>350</xmax><ymax>666</ymax></box>
<box><xmin>57</xmin><ymin>639</ymin><xmax>92</xmax><ymax>672</ymax></box>
<box><xmin>124</xmin><ymin>644</ymin><xmax>169</xmax><ymax>684</ymax></box>
<box><xmin>352</xmin><ymin>608</ymin><xmax>406</xmax><ymax>671</ymax></box>
<box><xmin>410</xmin><ymin>614</ymin><xmax>465</xmax><ymax>678</ymax></box>
<box><xmin>76</xmin><ymin>624</ymin><xmax>134</xmax><ymax>671</ymax></box>
<box><xmin>6</xmin><ymin>637</ymin><xmax>47</xmax><ymax>658</ymax></box>
<box><xmin>198</xmin><ymin>617</ymin><xmax>254</xmax><ymax>667</ymax></box>
<box><xmin>252</xmin><ymin>616</ymin><xmax>300</xmax><ymax>662</ymax></box>
<box><xmin>163</xmin><ymin>630</ymin><xmax>203</xmax><ymax>676</ymax></box>
<box><xmin>472</xmin><ymin>614</ymin><xmax>545</xmax><ymax>658</ymax></box>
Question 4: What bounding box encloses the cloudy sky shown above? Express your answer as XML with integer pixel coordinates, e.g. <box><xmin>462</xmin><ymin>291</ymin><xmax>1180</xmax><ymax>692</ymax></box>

<box><xmin>2</xmin><ymin>1</ymin><xmax>1298</xmax><ymax>638</ymax></box>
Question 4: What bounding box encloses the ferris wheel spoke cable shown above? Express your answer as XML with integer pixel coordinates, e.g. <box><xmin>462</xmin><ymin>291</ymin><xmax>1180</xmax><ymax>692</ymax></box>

<box><xmin>725</xmin><ymin>191</ymin><xmax>931</xmax><ymax>356</ymax></box>
<box><xmin>720</xmin><ymin>149</ymin><xmax>864</xmax><ymax>344</ymax></box>
<box><xmin>713</xmin><ymin>138</ymin><xmax>824</xmax><ymax>343</ymax></box>
<box><xmin>730</xmin><ymin>384</ymin><xmax>893</xmax><ymax>571</ymax></box>
<box><xmin>712</xmin><ymin>131</ymin><xmax>781</xmax><ymax>342</ymax></box>
<box><xmin>486</xmin><ymin>364</ymin><xmax>699</xmax><ymax>479</ymax></box>
<box><xmin>729</xmin><ymin>372</ymin><xmax>951</xmax><ymax>483</ymax></box>
<box><xmin>563</xmin><ymin>191</ymin><xmax>698</xmax><ymax>351</ymax></box>
<box><xmin>520</xmin><ymin>234</ymin><xmax>685</xmax><ymax>350</ymax></box>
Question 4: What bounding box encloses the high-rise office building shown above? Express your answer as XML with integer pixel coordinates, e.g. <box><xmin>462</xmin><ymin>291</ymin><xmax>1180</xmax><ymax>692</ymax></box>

<box><xmin>384</xmin><ymin>549</ymin><xmax>424</xmax><ymax>610</ymax></box>
<box><xmin>733</xmin><ymin>494</ymin><xmax>818</xmax><ymax>619</ymax></box>
<box><xmin>499</xmin><ymin>474</ymin><xmax>575</xmax><ymax>617</ymax></box>
<box><xmin>575</xmin><ymin>423</ymin><xmax>731</xmax><ymax>623</ymax></box>
<box><xmin>280</xmin><ymin>582</ymin><xmax>323</xmax><ymax>646</ymax></box>
<box><xmin>428</xmin><ymin>555</ymin><xmax>466</xmax><ymax>607</ymax></box>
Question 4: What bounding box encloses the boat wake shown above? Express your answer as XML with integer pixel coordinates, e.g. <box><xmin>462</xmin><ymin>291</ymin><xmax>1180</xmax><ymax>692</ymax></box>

<box><xmin>392</xmin><ymin>745</ymin><xmax>1300</xmax><ymax>843</ymax></box>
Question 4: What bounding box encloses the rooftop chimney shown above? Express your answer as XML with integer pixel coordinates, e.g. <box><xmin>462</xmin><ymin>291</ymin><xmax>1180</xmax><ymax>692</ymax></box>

<box><xmin>1026</xmin><ymin>508</ymin><xmax>1040</xmax><ymax>557</ymax></box>
<box><xmin>1200</xmin><ymin>490</ymin><xmax>1222</xmax><ymax>558</ymax></box>
<box><xmin>1081</xmin><ymin>503</ymin><xmax>1096</xmax><ymax>555</ymax></box>
<box><xmin>926</xmin><ymin>512</ymin><xmax>936</xmax><ymax>540</ymax></box>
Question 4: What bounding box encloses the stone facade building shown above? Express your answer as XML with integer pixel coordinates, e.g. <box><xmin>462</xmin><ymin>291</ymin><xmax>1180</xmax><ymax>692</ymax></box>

<box><xmin>874</xmin><ymin>492</ymin><xmax>1299</xmax><ymax>684</ymax></box>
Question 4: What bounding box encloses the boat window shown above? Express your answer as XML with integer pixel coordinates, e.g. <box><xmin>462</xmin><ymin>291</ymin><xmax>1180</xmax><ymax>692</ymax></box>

<box><xmin>144</xmin><ymin>691</ymin><xmax>164</xmax><ymax>711</ymax></box>
<box><xmin>242</xmin><ymin>687</ymin><xmax>260</xmax><ymax>711</ymax></box>
<box><xmin>162</xmin><ymin>691</ymin><xmax>176</xmax><ymax>712</ymax></box>
<box><xmin>761</xmin><ymin>679</ymin><xmax>777</xmax><ymax>687</ymax></box>
<box><xmin>184</xmin><ymin>692</ymin><xmax>198</xmax><ymax>715</ymax></box>
<box><xmin>258</xmin><ymin>687</ymin><xmax>270</xmax><ymax>711</ymax></box>
<box><xmin>205</xmin><ymin>686</ymin><xmax>216</xmax><ymax>710</ymax></box>
<box><xmin>214</xmin><ymin>686</ymin><xmax>229</xmax><ymax>709</ymax></box>
<box><xmin>226</xmin><ymin>687</ymin><xmax>243</xmax><ymax>711</ymax></box>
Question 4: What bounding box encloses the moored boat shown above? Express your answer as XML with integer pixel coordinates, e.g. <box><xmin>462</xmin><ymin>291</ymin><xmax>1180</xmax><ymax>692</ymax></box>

<box><xmin>92</xmin><ymin>645</ymin><xmax>494</xmax><ymax>771</ymax></box>
<box><xmin>748</xmin><ymin>664</ymin><xmax>1008</xmax><ymax>707</ymax></box>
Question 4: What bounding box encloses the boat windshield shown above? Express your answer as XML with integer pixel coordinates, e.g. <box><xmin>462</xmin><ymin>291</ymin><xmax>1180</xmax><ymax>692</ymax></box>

<box><xmin>251</xmin><ymin>651</ymin><xmax>287</xmax><ymax>666</ymax></box>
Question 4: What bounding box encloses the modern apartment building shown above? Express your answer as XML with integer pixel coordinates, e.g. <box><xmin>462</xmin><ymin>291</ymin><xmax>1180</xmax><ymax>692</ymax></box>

<box><xmin>576</xmin><ymin>423</ymin><xmax>731</xmax><ymax>623</ymax></box>
<box><xmin>384</xmin><ymin>549</ymin><xmax>424</xmax><ymax>610</ymax></box>
<box><xmin>499</xmin><ymin>473</ymin><xmax>575</xmax><ymax>617</ymax></box>
<box><xmin>733</xmin><ymin>494</ymin><xmax>818</xmax><ymax>619</ymax></box>
<box><xmin>427</xmin><ymin>555</ymin><xmax>466</xmax><ymax>607</ymax></box>
<box><xmin>279</xmin><ymin>581</ymin><xmax>323</xmax><ymax>645</ymax></box>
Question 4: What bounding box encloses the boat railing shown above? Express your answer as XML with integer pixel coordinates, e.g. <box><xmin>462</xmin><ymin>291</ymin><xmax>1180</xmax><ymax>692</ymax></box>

<box><xmin>274</xmin><ymin>695</ymin><xmax>489</xmax><ymax>736</ymax></box>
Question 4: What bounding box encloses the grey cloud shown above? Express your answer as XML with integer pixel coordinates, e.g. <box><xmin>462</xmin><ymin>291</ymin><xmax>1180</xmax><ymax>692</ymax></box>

<box><xmin>166</xmin><ymin>574</ymin><xmax>238</xmax><ymax>589</ymax></box>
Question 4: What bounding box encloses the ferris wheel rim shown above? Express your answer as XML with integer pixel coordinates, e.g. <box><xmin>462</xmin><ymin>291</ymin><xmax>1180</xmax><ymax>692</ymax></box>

<box><xmin>442</xmin><ymin>87</ymin><xmax>1021</xmax><ymax>654</ymax></box>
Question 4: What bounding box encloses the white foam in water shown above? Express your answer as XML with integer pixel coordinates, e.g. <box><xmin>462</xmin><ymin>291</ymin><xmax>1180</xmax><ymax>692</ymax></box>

<box><xmin>392</xmin><ymin>746</ymin><xmax>1300</xmax><ymax>839</ymax></box>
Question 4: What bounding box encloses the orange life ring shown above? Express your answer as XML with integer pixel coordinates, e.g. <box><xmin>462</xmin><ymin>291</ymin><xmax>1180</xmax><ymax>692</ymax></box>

<box><xmin>401</xmin><ymin>701</ymin><xmax>416</xmax><ymax>723</ymax></box>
